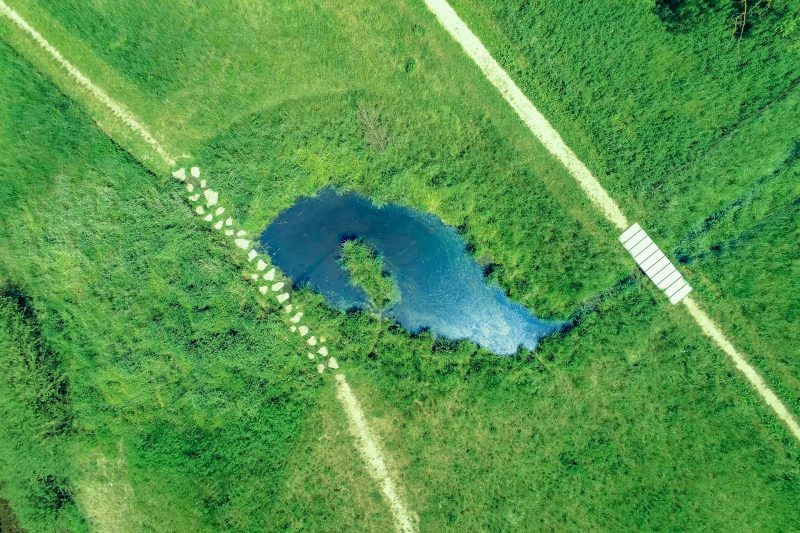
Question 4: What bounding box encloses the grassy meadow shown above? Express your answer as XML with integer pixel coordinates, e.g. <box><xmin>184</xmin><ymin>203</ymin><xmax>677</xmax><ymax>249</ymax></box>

<box><xmin>0</xmin><ymin>43</ymin><xmax>384</xmax><ymax>531</ymax></box>
<box><xmin>1</xmin><ymin>0</ymin><xmax>799</xmax><ymax>531</ymax></box>
<box><xmin>450</xmin><ymin>0</ymin><xmax>800</xmax><ymax>411</ymax></box>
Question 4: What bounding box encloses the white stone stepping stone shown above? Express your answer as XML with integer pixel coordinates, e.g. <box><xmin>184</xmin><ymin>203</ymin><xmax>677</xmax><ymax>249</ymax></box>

<box><xmin>290</xmin><ymin>326</ymin><xmax>296</xmax><ymax>332</ymax></box>
<box><xmin>264</xmin><ymin>268</ymin><xmax>275</xmax><ymax>281</ymax></box>
<box><xmin>284</xmin><ymin>305</ymin><xmax>293</xmax><ymax>313</ymax></box>
<box><xmin>225</xmin><ymin>217</ymin><xmax>233</xmax><ymax>226</ymax></box>
<box><xmin>186</xmin><ymin>183</ymin><xmax>194</xmax><ymax>192</ymax></box>
<box><xmin>258</xmin><ymin>286</ymin><xmax>269</xmax><ymax>295</ymax></box>
<box><xmin>214</xmin><ymin>220</ymin><xmax>224</xmax><ymax>230</ymax></box>
<box><xmin>307</xmin><ymin>352</ymin><xmax>315</xmax><ymax>360</ymax></box>
<box><xmin>249</xmin><ymin>273</ymin><xmax>259</xmax><ymax>281</ymax></box>
<box><xmin>247</xmin><ymin>249</ymin><xmax>258</xmax><ymax>261</ymax></box>
<box><xmin>317</xmin><ymin>346</ymin><xmax>328</xmax><ymax>357</ymax></box>
<box><xmin>215</xmin><ymin>207</ymin><xmax>225</xmax><ymax>215</ymax></box>
<box><xmin>225</xmin><ymin>229</ymin><xmax>234</xmax><ymax>236</ymax></box>
<box><xmin>195</xmin><ymin>206</ymin><xmax>205</xmax><ymax>215</ymax></box>
<box><xmin>298</xmin><ymin>325</ymin><xmax>309</xmax><ymax>336</ymax></box>
<box><xmin>234</xmin><ymin>239</ymin><xmax>250</xmax><ymax>249</ymax></box>
<box><xmin>327</xmin><ymin>357</ymin><xmax>338</xmax><ymax>369</ymax></box>
<box><xmin>256</xmin><ymin>260</ymin><xmax>267</xmax><ymax>271</ymax></box>
<box><xmin>277</xmin><ymin>292</ymin><xmax>289</xmax><ymax>303</ymax></box>
<box><xmin>317</xmin><ymin>363</ymin><xmax>325</xmax><ymax>374</ymax></box>
<box><xmin>172</xmin><ymin>168</ymin><xmax>186</xmax><ymax>181</ymax></box>
<box><xmin>204</xmin><ymin>189</ymin><xmax>218</xmax><ymax>207</ymax></box>
<box><xmin>307</xmin><ymin>336</ymin><xmax>317</xmax><ymax>346</ymax></box>
<box><xmin>290</xmin><ymin>312</ymin><xmax>303</xmax><ymax>323</ymax></box>
<box><xmin>199</xmin><ymin>179</ymin><xmax>207</xmax><ymax>188</ymax></box>
<box><xmin>190</xmin><ymin>166</ymin><xmax>200</xmax><ymax>178</ymax></box>
<box><xmin>271</xmin><ymin>281</ymin><xmax>284</xmax><ymax>292</ymax></box>
<box><xmin>203</xmin><ymin>214</ymin><xmax>213</xmax><ymax>222</ymax></box>
<box><xmin>189</xmin><ymin>193</ymin><xmax>200</xmax><ymax>202</ymax></box>
<box><xmin>236</xmin><ymin>230</ymin><xmax>246</xmax><ymax>237</ymax></box>
<box><xmin>320</xmin><ymin>337</ymin><xmax>326</xmax><ymax>343</ymax></box>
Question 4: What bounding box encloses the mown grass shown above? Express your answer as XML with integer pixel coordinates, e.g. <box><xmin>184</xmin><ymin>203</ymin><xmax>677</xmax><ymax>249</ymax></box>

<box><xmin>1</xmin><ymin>0</ymin><xmax>800</xmax><ymax>531</ymax></box>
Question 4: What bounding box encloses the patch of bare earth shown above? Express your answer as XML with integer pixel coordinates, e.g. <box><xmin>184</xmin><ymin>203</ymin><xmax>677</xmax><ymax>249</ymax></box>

<box><xmin>75</xmin><ymin>443</ymin><xmax>142</xmax><ymax>533</ymax></box>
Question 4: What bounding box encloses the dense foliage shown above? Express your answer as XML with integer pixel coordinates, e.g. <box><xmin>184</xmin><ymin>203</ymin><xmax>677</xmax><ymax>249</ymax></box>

<box><xmin>0</xmin><ymin>289</ymin><xmax>83</xmax><ymax>532</ymax></box>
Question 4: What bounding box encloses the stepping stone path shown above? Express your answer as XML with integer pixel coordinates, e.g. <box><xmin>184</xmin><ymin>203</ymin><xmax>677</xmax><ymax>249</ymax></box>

<box><xmin>172</xmin><ymin>166</ymin><xmax>338</xmax><ymax>373</ymax></box>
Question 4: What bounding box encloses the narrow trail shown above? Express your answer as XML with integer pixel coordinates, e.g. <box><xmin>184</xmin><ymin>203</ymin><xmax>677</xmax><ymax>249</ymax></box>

<box><xmin>0</xmin><ymin>4</ymin><xmax>416</xmax><ymax>531</ymax></box>
<box><xmin>423</xmin><ymin>0</ymin><xmax>800</xmax><ymax>442</ymax></box>
<box><xmin>683</xmin><ymin>297</ymin><xmax>800</xmax><ymax>440</ymax></box>
<box><xmin>4</xmin><ymin>1</ymin><xmax>798</xmax><ymax>531</ymax></box>
<box><xmin>336</xmin><ymin>374</ymin><xmax>417</xmax><ymax>533</ymax></box>
<box><xmin>422</xmin><ymin>0</ymin><xmax>629</xmax><ymax>230</ymax></box>
<box><xmin>174</xmin><ymin>165</ymin><xmax>418</xmax><ymax>533</ymax></box>
<box><xmin>0</xmin><ymin>0</ymin><xmax>175</xmax><ymax>167</ymax></box>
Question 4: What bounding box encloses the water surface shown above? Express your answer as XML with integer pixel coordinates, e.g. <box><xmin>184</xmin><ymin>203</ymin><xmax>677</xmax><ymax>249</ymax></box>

<box><xmin>260</xmin><ymin>188</ymin><xmax>560</xmax><ymax>354</ymax></box>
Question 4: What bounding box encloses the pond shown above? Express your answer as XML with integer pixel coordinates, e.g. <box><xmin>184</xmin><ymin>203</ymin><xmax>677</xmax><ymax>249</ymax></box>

<box><xmin>259</xmin><ymin>188</ymin><xmax>560</xmax><ymax>355</ymax></box>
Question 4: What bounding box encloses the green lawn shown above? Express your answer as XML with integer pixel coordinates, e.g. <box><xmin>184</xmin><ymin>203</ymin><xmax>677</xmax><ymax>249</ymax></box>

<box><xmin>1</xmin><ymin>0</ymin><xmax>799</xmax><ymax>531</ymax></box>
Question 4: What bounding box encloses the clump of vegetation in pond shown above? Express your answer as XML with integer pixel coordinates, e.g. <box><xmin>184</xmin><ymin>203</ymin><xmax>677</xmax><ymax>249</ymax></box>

<box><xmin>338</xmin><ymin>238</ymin><xmax>400</xmax><ymax>315</ymax></box>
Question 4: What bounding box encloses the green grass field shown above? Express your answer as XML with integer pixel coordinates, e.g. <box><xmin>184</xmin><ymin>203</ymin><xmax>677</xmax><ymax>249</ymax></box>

<box><xmin>1</xmin><ymin>0</ymin><xmax>799</xmax><ymax>531</ymax></box>
<box><xmin>450</xmin><ymin>0</ymin><xmax>800</xmax><ymax>411</ymax></box>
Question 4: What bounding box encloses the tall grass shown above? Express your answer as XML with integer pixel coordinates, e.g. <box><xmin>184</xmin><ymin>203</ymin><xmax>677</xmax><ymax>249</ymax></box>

<box><xmin>339</xmin><ymin>239</ymin><xmax>400</xmax><ymax>313</ymax></box>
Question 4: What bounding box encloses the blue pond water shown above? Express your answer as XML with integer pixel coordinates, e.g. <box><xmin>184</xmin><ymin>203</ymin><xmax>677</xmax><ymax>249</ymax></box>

<box><xmin>259</xmin><ymin>188</ymin><xmax>560</xmax><ymax>355</ymax></box>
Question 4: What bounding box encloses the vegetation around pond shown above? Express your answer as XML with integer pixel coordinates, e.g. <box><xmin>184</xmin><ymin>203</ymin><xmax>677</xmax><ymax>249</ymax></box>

<box><xmin>339</xmin><ymin>239</ymin><xmax>400</xmax><ymax>314</ymax></box>
<box><xmin>1</xmin><ymin>0</ymin><xmax>799</xmax><ymax>531</ymax></box>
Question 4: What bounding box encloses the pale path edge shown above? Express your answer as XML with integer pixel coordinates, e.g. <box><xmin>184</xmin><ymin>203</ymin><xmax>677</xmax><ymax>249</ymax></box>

<box><xmin>335</xmin><ymin>374</ymin><xmax>418</xmax><ymax>533</ymax></box>
<box><xmin>422</xmin><ymin>0</ymin><xmax>629</xmax><ymax>230</ymax></box>
<box><xmin>683</xmin><ymin>297</ymin><xmax>800</xmax><ymax>441</ymax></box>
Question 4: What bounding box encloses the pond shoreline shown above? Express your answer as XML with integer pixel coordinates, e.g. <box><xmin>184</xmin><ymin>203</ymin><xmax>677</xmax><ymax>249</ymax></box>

<box><xmin>260</xmin><ymin>187</ymin><xmax>561</xmax><ymax>355</ymax></box>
